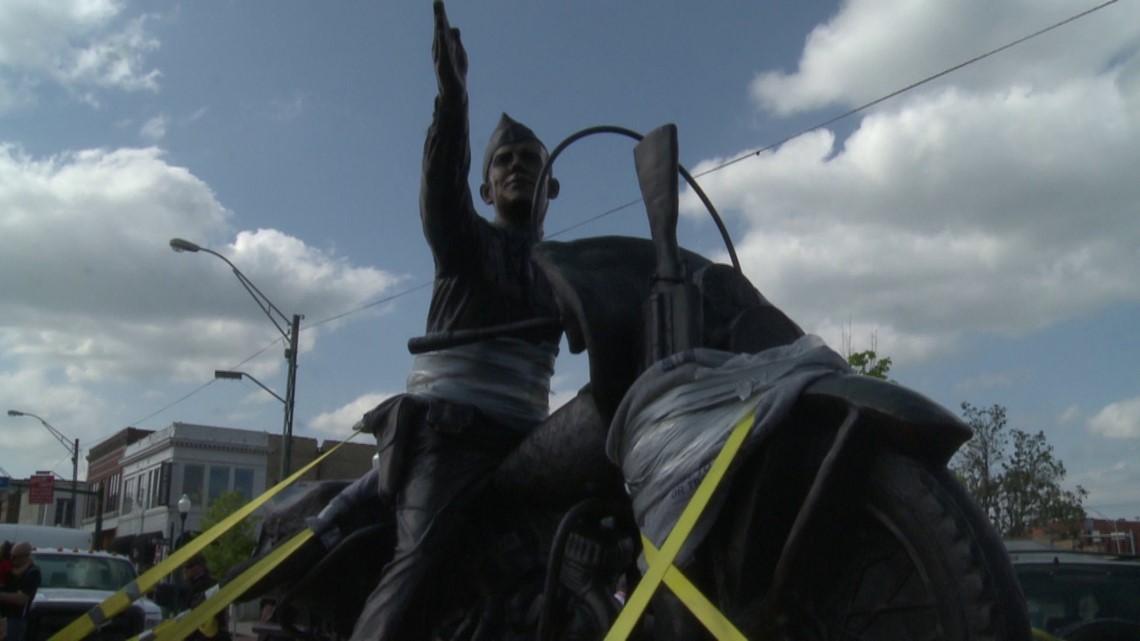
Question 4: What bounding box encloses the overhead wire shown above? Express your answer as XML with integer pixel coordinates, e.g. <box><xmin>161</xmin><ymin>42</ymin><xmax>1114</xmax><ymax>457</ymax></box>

<box><xmin>134</xmin><ymin>0</ymin><xmax>1118</xmax><ymax>426</ymax></box>
<box><xmin>129</xmin><ymin>334</ymin><xmax>287</xmax><ymax>426</ymax></box>
<box><xmin>690</xmin><ymin>0</ymin><xmax>1120</xmax><ymax>179</ymax></box>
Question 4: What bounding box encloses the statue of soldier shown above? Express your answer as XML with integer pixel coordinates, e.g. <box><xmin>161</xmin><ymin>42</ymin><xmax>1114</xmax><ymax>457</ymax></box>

<box><xmin>337</xmin><ymin>2</ymin><xmax>563</xmax><ymax>639</ymax></box>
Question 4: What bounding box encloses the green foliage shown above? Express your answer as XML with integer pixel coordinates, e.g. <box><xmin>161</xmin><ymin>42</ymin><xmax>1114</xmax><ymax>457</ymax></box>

<box><xmin>950</xmin><ymin>402</ymin><xmax>1086</xmax><ymax>538</ymax></box>
<box><xmin>197</xmin><ymin>490</ymin><xmax>259</xmax><ymax>579</ymax></box>
<box><xmin>846</xmin><ymin>349</ymin><xmax>893</xmax><ymax>380</ymax></box>
<box><xmin>954</xmin><ymin>402</ymin><xmax>1008</xmax><ymax>523</ymax></box>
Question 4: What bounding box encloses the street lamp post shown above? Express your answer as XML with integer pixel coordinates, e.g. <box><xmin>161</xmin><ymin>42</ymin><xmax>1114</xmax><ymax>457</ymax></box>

<box><xmin>177</xmin><ymin>493</ymin><xmax>191</xmax><ymax>547</ymax></box>
<box><xmin>214</xmin><ymin>370</ymin><xmax>286</xmax><ymax>404</ymax></box>
<box><xmin>214</xmin><ymin>369</ymin><xmax>288</xmax><ymax>482</ymax></box>
<box><xmin>7</xmin><ymin>410</ymin><xmax>79</xmax><ymax>527</ymax></box>
<box><xmin>170</xmin><ymin>238</ymin><xmax>301</xmax><ymax>479</ymax></box>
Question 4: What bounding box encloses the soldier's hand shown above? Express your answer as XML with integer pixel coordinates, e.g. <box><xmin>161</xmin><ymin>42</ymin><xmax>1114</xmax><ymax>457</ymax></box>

<box><xmin>432</xmin><ymin>1</ymin><xmax>467</xmax><ymax>99</ymax></box>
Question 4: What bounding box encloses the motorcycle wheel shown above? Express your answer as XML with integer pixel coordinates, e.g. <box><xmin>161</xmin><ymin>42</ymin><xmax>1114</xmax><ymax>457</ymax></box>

<box><xmin>777</xmin><ymin>451</ymin><xmax>1031</xmax><ymax>641</ymax></box>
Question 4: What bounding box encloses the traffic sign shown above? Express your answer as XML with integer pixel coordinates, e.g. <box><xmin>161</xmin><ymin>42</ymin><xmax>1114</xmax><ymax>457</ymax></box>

<box><xmin>29</xmin><ymin>473</ymin><xmax>55</xmax><ymax>504</ymax></box>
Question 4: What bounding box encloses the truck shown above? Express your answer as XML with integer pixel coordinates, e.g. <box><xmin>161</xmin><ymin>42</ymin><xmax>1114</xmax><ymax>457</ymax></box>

<box><xmin>0</xmin><ymin>525</ymin><xmax>91</xmax><ymax>550</ymax></box>
<box><xmin>0</xmin><ymin>526</ymin><xmax>164</xmax><ymax>641</ymax></box>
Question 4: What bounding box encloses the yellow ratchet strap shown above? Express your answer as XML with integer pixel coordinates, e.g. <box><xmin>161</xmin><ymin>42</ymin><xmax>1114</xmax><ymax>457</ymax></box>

<box><xmin>605</xmin><ymin>410</ymin><xmax>755</xmax><ymax>641</ymax></box>
<box><xmin>640</xmin><ymin>536</ymin><xmax>747</xmax><ymax>640</ymax></box>
<box><xmin>49</xmin><ymin>432</ymin><xmax>362</xmax><ymax>641</ymax></box>
<box><xmin>131</xmin><ymin>528</ymin><xmax>315</xmax><ymax>641</ymax></box>
<box><xmin>1032</xmin><ymin>628</ymin><xmax>1065</xmax><ymax>641</ymax></box>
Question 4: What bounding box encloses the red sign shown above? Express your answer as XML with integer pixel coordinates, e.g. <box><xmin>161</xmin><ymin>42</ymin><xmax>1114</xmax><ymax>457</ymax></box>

<box><xmin>29</xmin><ymin>474</ymin><xmax>55</xmax><ymax>504</ymax></box>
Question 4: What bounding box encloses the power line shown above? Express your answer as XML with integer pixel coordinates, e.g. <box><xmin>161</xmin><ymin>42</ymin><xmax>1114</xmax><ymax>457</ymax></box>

<box><xmin>129</xmin><ymin>335</ymin><xmax>283</xmax><ymax>426</ymax></box>
<box><xmin>697</xmin><ymin>0</ymin><xmax>1120</xmax><ymax>179</ymax></box>
<box><xmin>307</xmin><ymin>281</ymin><xmax>433</xmax><ymax>330</ymax></box>
<box><xmin>131</xmin><ymin>284</ymin><xmax>433</xmax><ymax>426</ymax></box>
<box><xmin>130</xmin><ymin>379</ymin><xmax>219</xmax><ymax>427</ymax></box>
<box><xmin>136</xmin><ymin>0</ymin><xmax>1118</xmax><ymax>426</ymax></box>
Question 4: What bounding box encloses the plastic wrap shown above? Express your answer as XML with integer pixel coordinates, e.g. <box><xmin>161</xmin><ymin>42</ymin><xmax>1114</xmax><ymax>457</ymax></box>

<box><xmin>406</xmin><ymin>336</ymin><xmax>559</xmax><ymax>431</ymax></box>
<box><xmin>607</xmin><ymin>334</ymin><xmax>850</xmax><ymax>565</ymax></box>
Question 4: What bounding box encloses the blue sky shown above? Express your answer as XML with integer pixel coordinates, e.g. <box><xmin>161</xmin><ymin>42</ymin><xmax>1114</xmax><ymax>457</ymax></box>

<box><xmin>2</xmin><ymin>0</ymin><xmax>1138</xmax><ymax>519</ymax></box>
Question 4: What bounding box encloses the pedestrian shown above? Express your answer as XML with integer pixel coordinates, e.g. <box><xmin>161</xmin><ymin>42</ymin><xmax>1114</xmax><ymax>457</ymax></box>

<box><xmin>0</xmin><ymin>541</ymin><xmax>12</xmax><ymax>641</ymax></box>
<box><xmin>0</xmin><ymin>543</ymin><xmax>41</xmax><ymax>641</ymax></box>
<box><xmin>182</xmin><ymin>554</ymin><xmax>231</xmax><ymax>641</ymax></box>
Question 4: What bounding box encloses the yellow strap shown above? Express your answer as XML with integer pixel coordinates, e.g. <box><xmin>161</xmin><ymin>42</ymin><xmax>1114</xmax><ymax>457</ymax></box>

<box><xmin>641</xmin><ymin>537</ymin><xmax>747</xmax><ymax>641</ymax></box>
<box><xmin>132</xmin><ymin>529</ymin><xmax>315</xmax><ymax>641</ymax></box>
<box><xmin>1032</xmin><ymin>628</ymin><xmax>1065</xmax><ymax>641</ymax></box>
<box><xmin>198</xmin><ymin>614</ymin><xmax>219</xmax><ymax>638</ymax></box>
<box><xmin>605</xmin><ymin>410</ymin><xmax>755</xmax><ymax>641</ymax></box>
<box><xmin>49</xmin><ymin>433</ymin><xmax>361</xmax><ymax>641</ymax></box>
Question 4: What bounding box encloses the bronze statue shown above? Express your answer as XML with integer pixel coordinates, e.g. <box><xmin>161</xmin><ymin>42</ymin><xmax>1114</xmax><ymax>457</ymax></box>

<box><xmin>229</xmin><ymin>3</ymin><xmax>1033</xmax><ymax>639</ymax></box>
<box><xmin>344</xmin><ymin>3</ymin><xmax>564</xmax><ymax>639</ymax></box>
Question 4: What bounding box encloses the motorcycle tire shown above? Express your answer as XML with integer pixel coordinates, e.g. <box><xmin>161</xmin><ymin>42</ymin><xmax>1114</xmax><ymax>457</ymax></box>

<box><xmin>778</xmin><ymin>451</ymin><xmax>1031</xmax><ymax>641</ymax></box>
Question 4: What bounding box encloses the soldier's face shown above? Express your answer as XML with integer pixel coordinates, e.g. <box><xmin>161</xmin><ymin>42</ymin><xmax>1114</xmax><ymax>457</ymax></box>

<box><xmin>484</xmin><ymin>141</ymin><xmax>549</xmax><ymax>221</ymax></box>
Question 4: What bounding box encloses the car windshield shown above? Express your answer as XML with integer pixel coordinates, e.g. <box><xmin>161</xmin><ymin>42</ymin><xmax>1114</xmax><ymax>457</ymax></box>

<box><xmin>33</xmin><ymin>553</ymin><xmax>137</xmax><ymax>592</ymax></box>
<box><xmin>1015</xmin><ymin>561</ymin><xmax>1140</xmax><ymax>630</ymax></box>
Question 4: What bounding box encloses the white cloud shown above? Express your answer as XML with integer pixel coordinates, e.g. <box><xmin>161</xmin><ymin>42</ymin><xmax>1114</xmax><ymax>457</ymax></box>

<box><xmin>1088</xmin><ymin>397</ymin><xmax>1140</xmax><ymax>438</ymax></box>
<box><xmin>0</xmin><ymin>0</ymin><xmax>161</xmax><ymax>112</ymax></box>
<box><xmin>0</xmin><ymin>143</ymin><xmax>405</xmax><ymax>431</ymax></box>
<box><xmin>1069</xmin><ymin>438</ymin><xmax>1140</xmax><ymax>515</ymax></box>
<box><xmin>683</xmin><ymin>59</ymin><xmax>1140</xmax><ymax>365</ymax></box>
<box><xmin>60</xmin><ymin>14</ymin><xmax>161</xmax><ymax>92</ymax></box>
<box><xmin>750</xmin><ymin>0</ymin><xmax>1139</xmax><ymax>116</ymax></box>
<box><xmin>140</xmin><ymin>114</ymin><xmax>167</xmax><ymax>141</ymax></box>
<box><xmin>1057</xmin><ymin>405</ymin><xmax>1081</xmax><ymax>427</ymax></box>
<box><xmin>309</xmin><ymin>392</ymin><xmax>394</xmax><ymax>437</ymax></box>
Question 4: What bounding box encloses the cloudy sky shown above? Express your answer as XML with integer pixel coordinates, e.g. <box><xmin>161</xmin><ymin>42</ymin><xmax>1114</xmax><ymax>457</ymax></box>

<box><xmin>1</xmin><ymin>0</ymin><xmax>1138</xmax><ymax>519</ymax></box>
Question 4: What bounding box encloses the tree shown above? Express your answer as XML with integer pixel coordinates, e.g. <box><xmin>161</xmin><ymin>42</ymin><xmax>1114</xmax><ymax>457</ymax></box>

<box><xmin>841</xmin><ymin>327</ymin><xmax>893</xmax><ymax>380</ymax></box>
<box><xmin>950</xmin><ymin>402</ymin><xmax>1086</xmax><ymax>538</ymax></box>
<box><xmin>954</xmin><ymin>402</ymin><xmax>1008</xmax><ymax>525</ymax></box>
<box><xmin>198</xmin><ymin>490</ymin><xmax>259</xmax><ymax>579</ymax></box>
<box><xmin>846</xmin><ymin>350</ymin><xmax>893</xmax><ymax>380</ymax></box>
<box><xmin>998</xmin><ymin>429</ymin><xmax>1088</xmax><ymax>539</ymax></box>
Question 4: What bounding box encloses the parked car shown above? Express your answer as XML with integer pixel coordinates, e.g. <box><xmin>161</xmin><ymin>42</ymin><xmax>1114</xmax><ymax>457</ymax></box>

<box><xmin>1005</xmin><ymin>540</ymin><xmax>1140</xmax><ymax>640</ymax></box>
<box><xmin>28</xmin><ymin>548</ymin><xmax>163</xmax><ymax>641</ymax></box>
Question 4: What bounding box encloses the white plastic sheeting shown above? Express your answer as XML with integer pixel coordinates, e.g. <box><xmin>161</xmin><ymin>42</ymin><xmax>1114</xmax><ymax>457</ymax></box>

<box><xmin>608</xmin><ymin>335</ymin><xmax>850</xmax><ymax>565</ymax></box>
<box><xmin>407</xmin><ymin>336</ymin><xmax>559</xmax><ymax>431</ymax></box>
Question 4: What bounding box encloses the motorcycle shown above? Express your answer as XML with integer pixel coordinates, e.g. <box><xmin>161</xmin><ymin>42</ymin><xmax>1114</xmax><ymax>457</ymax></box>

<box><xmin>228</xmin><ymin>123</ymin><xmax>1032</xmax><ymax>641</ymax></box>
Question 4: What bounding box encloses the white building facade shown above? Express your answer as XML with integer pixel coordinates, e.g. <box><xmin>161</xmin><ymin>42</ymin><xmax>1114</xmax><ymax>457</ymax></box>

<box><xmin>115</xmin><ymin>422</ymin><xmax>270</xmax><ymax>566</ymax></box>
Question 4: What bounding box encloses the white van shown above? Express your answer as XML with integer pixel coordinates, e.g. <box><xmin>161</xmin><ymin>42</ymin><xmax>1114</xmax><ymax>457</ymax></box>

<box><xmin>0</xmin><ymin>524</ymin><xmax>92</xmax><ymax>550</ymax></box>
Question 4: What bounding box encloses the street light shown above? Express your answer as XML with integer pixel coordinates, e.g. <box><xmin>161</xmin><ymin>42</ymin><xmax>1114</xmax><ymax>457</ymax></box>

<box><xmin>177</xmin><ymin>493</ymin><xmax>191</xmax><ymax>547</ymax></box>
<box><xmin>7</xmin><ymin>409</ymin><xmax>79</xmax><ymax>527</ymax></box>
<box><xmin>170</xmin><ymin>237</ymin><xmax>301</xmax><ymax>478</ymax></box>
<box><xmin>214</xmin><ymin>370</ymin><xmax>286</xmax><ymax>404</ymax></box>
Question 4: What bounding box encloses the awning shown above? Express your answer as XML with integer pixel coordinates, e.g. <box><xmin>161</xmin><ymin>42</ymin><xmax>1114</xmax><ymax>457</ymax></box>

<box><xmin>108</xmin><ymin>534</ymin><xmax>135</xmax><ymax>555</ymax></box>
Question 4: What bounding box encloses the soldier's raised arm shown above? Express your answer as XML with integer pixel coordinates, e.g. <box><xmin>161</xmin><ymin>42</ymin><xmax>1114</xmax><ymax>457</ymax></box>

<box><xmin>432</xmin><ymin>1</ymin><xmax>467</xmax><ymax>104</ymax></box>
<box><xmin>421</xmin><ymin>0</ymin><xmax>476</xmax><ymax>263</ymax></box>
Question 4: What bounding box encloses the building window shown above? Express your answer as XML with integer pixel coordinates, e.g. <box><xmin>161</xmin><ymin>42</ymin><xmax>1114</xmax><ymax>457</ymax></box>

<box><xmin>54</xmin><ymin>497</ymin><xmax>71</xmax><ymax>526</ymax></box>
<box><xmin>233</xmin><ymin>468</ymin><xmax>254</xmax><ymax>501</ymax></box>
<box><xmin>106</xmin><ymin>473</ymin><xmax>120</xmax><ymax>513</ymax></box>
<box><xmin>183</xmin><ymin>464</ymin><xmax>204</xmax><ymax>507</ymax></box>
<box><xmin>147</xmin><ymin>467</ymin><xmax>159</xmax><ymax>509</ymax></box>
<box><xmin>136</xmin><ymin>473</ymin><xmax>147</xmax><ymax>512</ymax></box>
<box><xmin>85</xmin><ymin>482</ymin><xmax>101</xmax><ymax>518</ymax></box>
<box><xmin>122</xmin><ymin>476</ymin><xmax>136</xmax><ymax>515</ymax></box>
<box><xmin>208</xmin><ymin>466</ymin><xmax>230</xmax><ymax>505</ymax></box>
